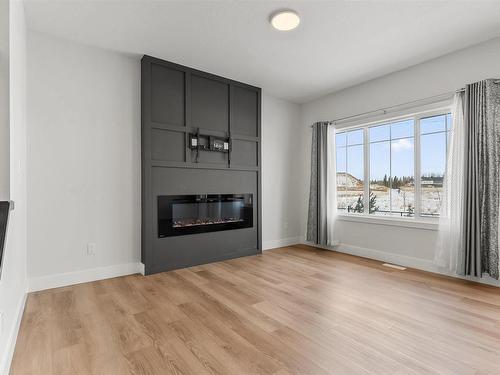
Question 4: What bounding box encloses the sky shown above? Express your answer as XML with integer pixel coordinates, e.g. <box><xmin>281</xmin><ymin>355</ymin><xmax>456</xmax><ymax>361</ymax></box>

<box><xmin>336</xmin><ymin>114</ymin><xmax>451</xmax><ymax>181</ymax></box>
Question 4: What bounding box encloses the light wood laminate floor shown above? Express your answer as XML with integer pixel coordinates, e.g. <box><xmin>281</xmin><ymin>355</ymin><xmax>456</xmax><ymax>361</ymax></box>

<box><xmin>10</xmin><ymin>245</ymin><xmax>500</xmax><ymax>374</ymax></box>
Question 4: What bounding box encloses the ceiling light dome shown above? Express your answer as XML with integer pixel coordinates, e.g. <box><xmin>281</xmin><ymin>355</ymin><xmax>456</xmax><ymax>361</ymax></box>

<box><xmin>270</xmin><ymin>10</ymin><xmax>300</xmax><ymax>31</ymax></box>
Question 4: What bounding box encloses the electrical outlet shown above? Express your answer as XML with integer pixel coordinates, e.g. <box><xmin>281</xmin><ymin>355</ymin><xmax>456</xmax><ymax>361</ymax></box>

<box><xmin>86</xmin><ymin>243</ymin><xmax>96</xmax><ymax>256</ymax></box>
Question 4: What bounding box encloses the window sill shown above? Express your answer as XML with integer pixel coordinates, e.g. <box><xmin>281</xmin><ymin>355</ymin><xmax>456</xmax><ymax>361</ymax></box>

<box><xmin>336</xmin><ymin>213</ymin><xmax>439</xmax><ymax>231</ymax></box>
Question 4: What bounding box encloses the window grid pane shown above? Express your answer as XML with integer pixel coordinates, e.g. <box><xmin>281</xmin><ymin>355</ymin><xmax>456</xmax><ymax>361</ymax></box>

<box><xmin>346</xmin><ymin>144</ymin><xmax>364</xmax><ymax>214</ymax></box>
<box><xmin>347</xmin><ymin>129</ymin><xmax>364</xmax><ymax>146</ymax></box>
<box><xmin>369</xmin><ymin>141</ymin><xmax>390</xmax><ymax>215</ymax></box>
<box><xmin>369</xmin><ymin>124</ymin><xmax>390</xmax><ymax>143</ymax></box>
<box><xmin>336</xmin><ymin>130</ymin><xmax>364</xmax><ymax>214</ymax></box>
<box><xmin>419</xmin><ymin>113</ymin><xmax>450</xmax><ymax>218</ymax></box>
<box><xmin>336</xmin><ymin>143</ymin><xmax>347</xmax><ymax>212</ymax></box>
<box><xmin>391</xmin><ymin>136</ymin><xmax>415</xmax><ymax>217</ymax></box>
<box><xmin>368</xmin><ymin>119</ymin><xmax>415</xmax><ymax>217</ymax></box>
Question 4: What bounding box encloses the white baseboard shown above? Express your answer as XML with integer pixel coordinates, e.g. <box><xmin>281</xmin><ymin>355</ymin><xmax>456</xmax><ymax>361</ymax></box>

<box><xmin>28</xmin><ymin>262</ymin><xmax>142</xmax><ymax>292</ymax></box>
<box><xmin>301</xmin><ymin>239</ymin><xmax>437</xmax><ymax>271</ymax></box>
<box><xmin>138</xmin><ymin>262</ymin><xmax>145</xmax><ymax>276</ymax></box>
<box><xmin>0</xmin><ymin>291</ymin><xmax>27</xmax><ymax>375</ymax></box>
<box><xmin>335</xmin><ymin>243</ymin><xmax>437</xmax><ymax>272</ymax></box>
<box><xmin>303</xmin><ymin>240</ymin><xmax>500</xmax><ymax>287</ymax></box>
<box><xmin>301</xmin><ymin>239</ymin><xmax>340</xmax><ymax>249</ymax></box>
<box><xmin>262</xmin><ymin>236</ymin><xmax>302</xmax><ymax>251</ymax></box>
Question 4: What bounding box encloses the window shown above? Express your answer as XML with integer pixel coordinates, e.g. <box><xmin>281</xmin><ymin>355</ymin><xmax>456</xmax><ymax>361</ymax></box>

<box><xmin>336</xmin><ymin>129</ymin><xmax>364</xmax><ymax>213</ymax></box>
<box><xmin>368</xmin><ymin>119</ymin><xmax>415</xmax><ymax>217</ymax></box>
<box><xmin>420</xmin><ymin>113</ymin><xmax>451</xmax><ymax>217</ymax></box>
<box><xmin>335</xmin><ymin>110</ymin><xmax>451</xmax><ymax>219</ymax></box>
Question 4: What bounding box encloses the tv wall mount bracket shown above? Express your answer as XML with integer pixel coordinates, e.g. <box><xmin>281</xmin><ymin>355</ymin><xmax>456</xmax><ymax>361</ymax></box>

<box><xmin>189</xmin><ymin>131</ymin><xmax>231</xmax><ymax>153</ymax></box>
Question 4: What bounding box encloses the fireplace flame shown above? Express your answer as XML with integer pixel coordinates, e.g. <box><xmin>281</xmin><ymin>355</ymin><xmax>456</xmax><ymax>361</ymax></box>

<box><xmin>173</xmin><ymin>218</ymin><xmax>244</xmax><ymax>228</ymax></box>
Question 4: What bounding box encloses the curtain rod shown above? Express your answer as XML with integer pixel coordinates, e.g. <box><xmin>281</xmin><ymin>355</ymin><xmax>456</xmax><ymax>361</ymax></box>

<box><xmin>311</xmin><ymin>80</ymin><xmax>500</xmax><ymax>127</ymax></box>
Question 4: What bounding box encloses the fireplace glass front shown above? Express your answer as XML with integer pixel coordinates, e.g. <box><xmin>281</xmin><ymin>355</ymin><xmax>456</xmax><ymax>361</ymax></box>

<box><xmin>158</xmin><ymin>194</ymin><xmax>253</xmax><ymax>237</ymax></box>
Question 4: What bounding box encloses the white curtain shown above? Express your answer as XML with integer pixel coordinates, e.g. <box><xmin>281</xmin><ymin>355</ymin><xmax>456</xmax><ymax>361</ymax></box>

<box><xmin>435</xmin><ymin>92</ymin><xmax>466</xmax><ymax>273</ymax></box>
<box><xmin>326</xmin><ymin>126</ymin><xmax>338</xmax><ymax>246</ymax></box>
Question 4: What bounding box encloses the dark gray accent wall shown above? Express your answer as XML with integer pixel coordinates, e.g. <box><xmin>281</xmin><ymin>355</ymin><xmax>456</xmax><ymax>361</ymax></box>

<box><xmin>141</xmin><ymin>55</ymin><xmax>262</xmax><ymax>275</ymax></box>
<box><xmin>0</xmin><ymin>201</ymin><xmax>12</xmax><ymax>277</ymax></box>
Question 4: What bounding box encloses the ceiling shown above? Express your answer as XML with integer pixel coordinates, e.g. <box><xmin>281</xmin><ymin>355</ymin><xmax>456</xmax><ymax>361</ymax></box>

<box><xmin>24</xmin><ymin>1</ymin><xmax>500</xmax><ymax>103</ymax></box>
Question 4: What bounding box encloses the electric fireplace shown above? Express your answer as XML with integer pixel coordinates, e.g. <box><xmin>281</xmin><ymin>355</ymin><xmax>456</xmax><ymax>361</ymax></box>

<box><xmin>158</xmin><ymin>194</ymin><xmax>253</xmax><ymax>237</ymax></box>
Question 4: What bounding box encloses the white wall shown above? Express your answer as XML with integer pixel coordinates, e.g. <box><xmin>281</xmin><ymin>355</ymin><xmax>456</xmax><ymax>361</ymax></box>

<box><xmin>0</xmin><ymin>0</ymin><xmax>28</xmax><ymax>373</ymax></box>
<box><xmin>300</xmin><ymin>37</ymin><xmax>500</xmax><ymax>278</ymax></box>
<box><xmin>0</xmin><ymin>0</ymin><xmax>9</xmax><ymax>200</ymax></box>
<box><xmin>261</xmin><ymin>94</ymin><xmax>302</xmax><ymax>249</ymax></box>
<box><xmin>27</xmin><ymin>32</ymin><xmax>142</xmax><ymax>288</ymax></box>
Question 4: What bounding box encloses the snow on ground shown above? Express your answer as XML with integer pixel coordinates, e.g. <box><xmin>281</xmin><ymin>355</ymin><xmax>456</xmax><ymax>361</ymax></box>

<box><xmin>338</xmin><ymin>187</ymin><xmax>442</xmax><ymax>216</ymax></box>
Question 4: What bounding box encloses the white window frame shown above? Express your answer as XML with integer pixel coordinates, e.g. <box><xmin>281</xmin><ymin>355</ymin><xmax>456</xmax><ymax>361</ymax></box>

<box><xmin>335</xmin><ymin>104</ymin><xmax>452</xmax><ymax>231</ymax></box>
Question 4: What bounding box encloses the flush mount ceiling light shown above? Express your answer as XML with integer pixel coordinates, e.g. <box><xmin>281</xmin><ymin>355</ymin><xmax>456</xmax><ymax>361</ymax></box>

<box><xmin>270</xmin><ymin>9</ymin><xmax>300</xmax><ymax>31</ymax></box>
